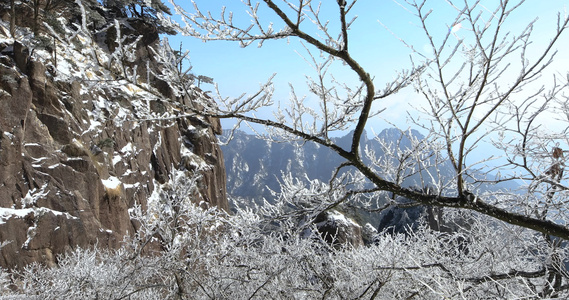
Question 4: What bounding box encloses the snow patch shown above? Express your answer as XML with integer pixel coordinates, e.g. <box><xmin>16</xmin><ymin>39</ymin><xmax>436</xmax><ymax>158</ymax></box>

<box><xmin>31</xmin><ymin>156</ymin><xmax>50</xmax><ymax>166</ymax></box>
<box><xmin>112</xmin><ymin>153</ymin><xmax>123</xmax><ymax>166</ymax></box>
<box><xmin>153</xmin><ymin>132</ymin><xmax>162</xmax><ymax>152</ymax></box>
<box><xmin>322</xmin><ymin>210</ymin><xmax>361</xmax><ymax>229</ymax></box>
<box><xmin>21</xmin><ymin>183</ymin><xmax>49</xmax><ymax>207</ymax></box>
<box><xmin>122</xmin><ymin>169</ymin><xmax>136</xmax><ymax>176</ymax></box>
<box><xmin>0</xmin><ymin>207</ymin><xmax>79</xmax><ymax>226</ymax></box>
<box><xmin>84</xmin><ymin>119</ymin><xmax>102</xmax><ymax>135</ymax></box>
<box><xmin>3</xmin><ymin>132</ymin><xmax>15</xmax><ymax>145</ymax></box>
<box><xmin>123</xmin><ymin>182</ymin><xmax>140</xmax><ymax>189</ymax></box>
<box><xmin>47</xmin><ymin>163</ymin><xmax>63</xmax><ymax>169</ymax></box>
<box><xmin>0</xmin><ymin>208</ymin><xmax>33</xmax><ymax>225</ymax></box>
<box><xmin>181</xmin><ymin>144</ymin><xmax>209</xmax><ymax>170</ymax></box>
<box><xmin>102</xmin><ymin>176</ymin><xmax>121</xmax><ymax>190</ymax></box>
<box><xmin>121</xmin><ymin>142</ymin><xmax>134</xmax><ymax>154</ymax></box>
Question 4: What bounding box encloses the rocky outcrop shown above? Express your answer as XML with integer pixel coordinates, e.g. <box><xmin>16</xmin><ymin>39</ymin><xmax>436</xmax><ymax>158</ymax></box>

<box><xmin>377</xmin><ymin>204</ymin><xmax>446</xmax><ymax>234</ymax></box>
<box><xmin>0</xmin><ymin>24</ymin><xmax>226</xmax><ymax>269</ymax></box>
<box><xmin>315</xmin><ymin>210</ymin><xmax>364</xmax><ymax>248</ymax></box>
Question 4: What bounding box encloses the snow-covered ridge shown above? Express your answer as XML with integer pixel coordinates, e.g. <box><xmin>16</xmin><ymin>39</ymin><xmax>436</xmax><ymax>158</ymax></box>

<box><xmin>0</xmin><ymin>207</ymin><xmax>79</xmax><ymax>225</ymax></box>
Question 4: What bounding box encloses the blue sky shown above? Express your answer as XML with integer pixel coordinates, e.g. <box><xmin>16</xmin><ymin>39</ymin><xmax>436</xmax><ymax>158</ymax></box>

<box><xmin>165</xmin><ymin>0</ymin><xmax>569</xmax><ymax>134</ymax></box>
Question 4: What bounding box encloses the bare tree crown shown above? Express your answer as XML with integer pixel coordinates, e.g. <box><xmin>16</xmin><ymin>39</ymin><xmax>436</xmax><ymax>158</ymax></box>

<box><xmin>159</xmin><ymin>0</ymin><xmax>569</xmax><ymax>240</ymax></box>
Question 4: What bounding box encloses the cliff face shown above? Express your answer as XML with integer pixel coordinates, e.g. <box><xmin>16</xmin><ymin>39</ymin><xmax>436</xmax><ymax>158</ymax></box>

<box><xmin>0</xmin><ymin>22</ymin><xmax>227</xmax><ymax>269</ymax></box>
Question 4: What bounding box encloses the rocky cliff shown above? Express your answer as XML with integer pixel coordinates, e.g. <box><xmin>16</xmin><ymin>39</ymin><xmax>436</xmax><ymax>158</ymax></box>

<box><xmin>0</xmin><ymin>14</ymin><xmax>227</xmax><ymax>269</ymax></box>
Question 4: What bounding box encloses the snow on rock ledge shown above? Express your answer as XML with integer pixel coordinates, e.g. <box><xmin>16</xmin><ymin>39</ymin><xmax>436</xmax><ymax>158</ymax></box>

<box><xmin>314</xmin><ymin>210</ymin><xmax>364</xmax><ymax>248</ymax></box>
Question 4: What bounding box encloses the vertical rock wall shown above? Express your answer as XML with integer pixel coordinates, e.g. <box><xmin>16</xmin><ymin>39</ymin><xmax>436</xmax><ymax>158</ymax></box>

<box><xmin>0</xmin><ymin>32</ymin><xmax>227</xmax><ymax>269</ymax></box>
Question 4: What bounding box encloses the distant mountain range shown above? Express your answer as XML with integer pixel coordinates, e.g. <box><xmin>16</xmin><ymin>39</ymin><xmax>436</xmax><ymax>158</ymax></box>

<box><xmin>221</xmin><ymin>128</ymin><xmax>443</xmax><ymax>228</ymax></box>
<box><xmin>221</xmin><ymin>128</ymin><xmax>520</xmax><ymax>229</ymax></box>
<box><xmin>221</xmin><ymin>128</ymin><xmax>455</xmax><ymax>201</ymax></box>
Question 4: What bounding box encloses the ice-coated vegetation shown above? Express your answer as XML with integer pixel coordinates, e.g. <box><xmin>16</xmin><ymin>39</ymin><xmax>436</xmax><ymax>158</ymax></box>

<box><xmin>1</xmin><ymin>174</ymin><xmax>558</xmax><ymax>299</ymax></box>
<box><xmin>2</xmin><ymin>0</ymin><xmax>569</xmax><ymax>298</ymax></box>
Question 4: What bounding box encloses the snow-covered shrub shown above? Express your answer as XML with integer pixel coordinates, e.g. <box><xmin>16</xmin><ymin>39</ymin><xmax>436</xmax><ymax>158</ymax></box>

<box><xmin>1</xmin><ymin>172</ymin><xmax>563</xmax><ymax>299</ymax></box>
